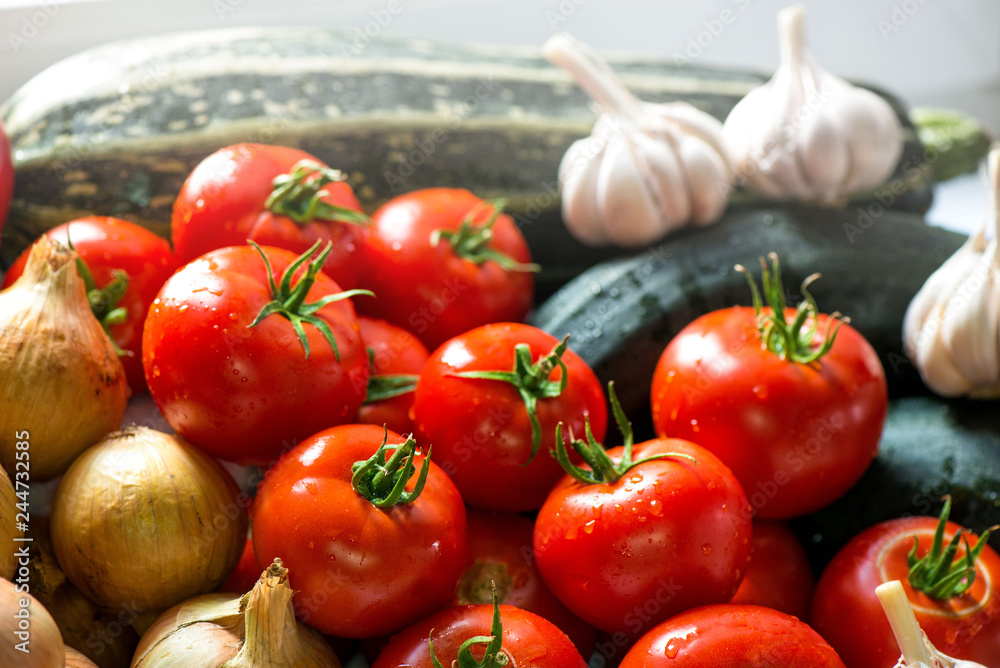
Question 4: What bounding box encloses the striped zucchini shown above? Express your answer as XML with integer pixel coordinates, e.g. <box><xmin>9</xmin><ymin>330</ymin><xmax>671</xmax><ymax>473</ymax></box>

<box><xmin>1</xmin><ymin>27</ymin><xmax>932</xmax><ymax>269</ymax></box>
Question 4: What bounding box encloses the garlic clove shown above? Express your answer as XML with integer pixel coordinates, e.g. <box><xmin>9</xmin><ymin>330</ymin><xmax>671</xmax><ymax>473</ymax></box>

<box><xmin>723</xmin><ymin>5</ymin><xmax>903</xmax><ymax>205</ymax></box>
<box><xmin>545</xmin><ymin>33</ymin><xmax>732</xmax><ymax>248</ymax></box>
<box><xmin>903</xmin><ymin>147</ymin><xmax>1000</xmax><ymax>398</ymax></box>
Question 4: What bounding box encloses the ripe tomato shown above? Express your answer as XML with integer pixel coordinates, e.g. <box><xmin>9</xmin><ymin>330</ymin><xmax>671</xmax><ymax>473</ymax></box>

<box><xmin>651</xmin><ymin>259</ymin><xmax>887</xmax><ymax>519</ymax></box>
<box><xmin>534</xmin><ymin>395</ymin><xmax>753</xmax><ymax>638</ymax></box>
<box><xmin>372</xmin><ymin>600</ymin><xmax>587</xmax><ymax>668</ymax></box>
<box><xmin>456</xmin><ymin>509</ymin><xmax>596</xmax><ymax>656</ymax></box>
<box><xmin>730</xmin><ymin>520</ymin><xmax>815</xmax><ymax>620</ymax></box>
<box><xmin>413</xmin><ymin>323</ymin><xmax>607</xmax><ymax>511</ymax></box>
<box><xmin>172</xmin><ymin>143</ymin><xmax>368</xmax><ymax>289</ymax></box>
<box><xmin>358</xmin><ymin>188</ymin><xmax>536</xmax><ymax>350</ymax></box>
<box><xmin>811</xmin><ymin>502</ymin><xmax>1000</xmax><ymax>667</ymax></box>
<box><xmin>252</xmin><ymin>424</ymin><xmax>468</xmax><ymax>639</ymax></box>
<box><xmin>143</xmin><ymin>243</ymin><xmax>369</xmax><ymax>465</ymax></box>
<box><xmin>356</xmin><ymin>317</ymin><xmax>429</xmax><ymax>435</ymax></box>
<box><xmin>3</xmin><ymin>217</ymin><xmax>178</xmax><ymax>393</ymax></box>
<box><xmin>0</xmin><ymin>119</ymin><xmax>12</xmax><ymax>238</ymax></box>
<box><xmin>620</xmin><ymin>604</ymin><xmax>845</xmax><ymax>667</ymax></box>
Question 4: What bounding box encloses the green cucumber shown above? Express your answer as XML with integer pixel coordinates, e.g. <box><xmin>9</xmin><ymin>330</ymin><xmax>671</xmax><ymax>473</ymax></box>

<box><xmin>0</xmin><ymin>27</ymin><xmax>933</xmax><ymax>268</ymax></box>
<box><xmin>790</xmin><ymin>395</ymin><xmax>1000</xmax><ymax>571</ymax></box>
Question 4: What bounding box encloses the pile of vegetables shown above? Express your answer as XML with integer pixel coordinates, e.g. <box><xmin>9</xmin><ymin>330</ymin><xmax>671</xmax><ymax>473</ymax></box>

<box><xmin>0</xmin><ymin>4</ymin><xmax>998</xmax><ymax>668</ymax></box>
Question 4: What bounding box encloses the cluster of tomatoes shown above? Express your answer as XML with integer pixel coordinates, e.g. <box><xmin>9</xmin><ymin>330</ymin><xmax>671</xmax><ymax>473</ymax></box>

<box><xmin>4</xmin><ymin>143</ymin><xmax>999</xmax><ymax>667</ymax></box>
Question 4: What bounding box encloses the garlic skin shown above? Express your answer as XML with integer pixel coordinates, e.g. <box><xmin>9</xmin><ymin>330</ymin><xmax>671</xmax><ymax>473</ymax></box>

<box><xmin>132</xmin><ymin>559</ymin><xmax>341</xmax><ymax>668</ymax></box>
<box><xmin>51</xmin><ymin>427</ymin><xmax>248</xmax><ymax>612</ymax></box>
<box><xmin>544</xmin><ymin>33</ymin><xmax>733</xmax><ymax>248</ymax></box>
<box><xmin>723</xmin><ymin>5</ymin><xmax>903</xmax><ymax>205</ymax></box>
<box><xmin>903</xmin><ymin>148</ymin><xmax>1000</xmax><ymax>398</ymax></box>
<box><xmin>0</xmin><ymin>237</ymin><xmax>129</xmax><ymax>480</ymax></box>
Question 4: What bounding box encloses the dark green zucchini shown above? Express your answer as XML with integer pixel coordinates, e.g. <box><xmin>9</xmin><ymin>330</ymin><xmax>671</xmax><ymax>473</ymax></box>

<box><xmin>0</xmin><ymin>27</ymin><xmax>932</xmax><ymax>268</ymax></box>
<box><xmin>790</xmin><ymin>395</ymin><xmax>1000</xmax><ymax>571</ymax></box>
<box><xmin>530</xmin><ymin>205</ymin><xmax>966</xmax><ymax>427</ymax></box>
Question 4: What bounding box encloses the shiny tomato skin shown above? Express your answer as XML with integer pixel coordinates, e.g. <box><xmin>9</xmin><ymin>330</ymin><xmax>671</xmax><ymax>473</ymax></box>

<box><xmin>811</xmin><ymin>517</ymin><xmax>1000</xmax><ymax>667</ymax></box>
<box><xmin>142</xmin><ymin>245</ymin><xmax>368</xmax><ymax>465</ymax></box>
<box><xmin>172</xmin><ymin>143</ymin><xmax>366</xmax><ymax>289</ymax></box>
<box><xmin>356</xmin><ymin>317</ymin><xmax>429</xmax><ymax>435</ymax></box>
<box><xmin>621</xmin><ymin>604</ymin><xmax>845</xmax><ymax>667</ymax></box>
<box><xmin>534</xmin><ymin>438</ymin><xmax>753</xmax><ymax>638</ymax></box>
<box><xmin>2</xmin><ymin>216</ymin><xmax>178</xmax><ymax>393</ymax></box>
<box><xmin>0</xmin><ymin>120</ymin><xmax>12</xmax><ymax>237</ymax></box>
<box><xmin>730</xmin><ymin>520</ymin><xmax>815</xmax><ymax>620</ymax></box>
<box><xmin>413</xmin><ymin>323</ymin><xmax>607</xmax><ymax>511</ymax></box>
<box><xmin>252</xmin><ymin>424</ymin><xmax>468</xmax><ymax>639</ymax></box>
<box><xmin>651</xmin><ymin>306</ymin><xmax>887</xmax><ymax>519</ymax></box>
<box><xmin>219</xmin><ymin>538</ymin><xmax>259</xmax><ymax>595</ymax></box>
<box><xmin>371</xmin><ymin>603</ymin><xmax>588</xmax><ymax>668</ymax></box>
<box><xmin>358</xmin><ymin>188</ymin><xmax>534</xmax><ymax>350</ymax></box>
<box><xmin>455</xmin><ymin>509</ymin><xmax>596</xmax><ymax>656</ymax></box>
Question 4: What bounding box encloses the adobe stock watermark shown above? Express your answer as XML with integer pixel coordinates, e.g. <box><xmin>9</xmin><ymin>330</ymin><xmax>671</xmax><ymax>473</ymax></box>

<box><xmin>382</xmin><ymin>75</ymin><xmax>498</xmax><ymax>191</ymax></box>
<box><xmin>877</xmin><ymin>0</ymin><xmax>929</xmax><ymax>40</ymax></box>
<box><xmin>672</xmin><ymin>0</ymin><xmax>755</xmax><ymax>67</ymax></box>
<box><xmin>6</xmin><ymin>0</ymin><xmax>66</xmax><ymax>53</ymax></box>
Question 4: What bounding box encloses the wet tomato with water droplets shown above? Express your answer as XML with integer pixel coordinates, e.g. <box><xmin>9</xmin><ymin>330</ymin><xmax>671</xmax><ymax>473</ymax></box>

<box><xmin>534</xmin><ymin>436</ymin><xmax>753</xmax><ymax>638</ymax></box>
<box><xmin>142</xmin><ymin>244</ymin><xmax>369</xmax><ymax>465</ymax></box>
<box><xmin>372</xmin><ymin>602</ymin><xmax>587</xmax><ymax>668</ymax></box>
<box><xmin>620</xmin><ymin>604</ymin><xmax>845</xmax><ymax>667</ymax></box>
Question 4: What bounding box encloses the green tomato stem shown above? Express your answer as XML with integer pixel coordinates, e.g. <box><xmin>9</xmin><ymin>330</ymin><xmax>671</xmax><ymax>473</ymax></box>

<box><xmin>266</xmin><ymin>159</ymin><xmax>370</xmax><ymax>226</ymax></box>
<box><xmin>430</xmin><ymin>198</ymin><xmax>540</xmax><ymax>273</ymax></box>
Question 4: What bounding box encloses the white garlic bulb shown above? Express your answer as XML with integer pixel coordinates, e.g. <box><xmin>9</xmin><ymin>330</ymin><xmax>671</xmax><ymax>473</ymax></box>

<box><xmin>544</xmin><ymin>33</ymin><xmax>733</xmax><ymax>248</ymax></box>
<box><xmin>903</xmin><ymin>148</ymin><xmax>1000</xmax><ymax>398</ymax></box>
<box><xmin>723</xmin><ymin>5</ymin><xmax>903</xmax><ymax>205</ymax></box>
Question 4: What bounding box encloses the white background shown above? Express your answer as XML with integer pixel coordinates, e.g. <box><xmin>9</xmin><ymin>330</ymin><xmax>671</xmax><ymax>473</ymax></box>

<box><xmin>1</xmin><ymin>0</ymin><xmax>998</xmax><ymax>230</ymax></box>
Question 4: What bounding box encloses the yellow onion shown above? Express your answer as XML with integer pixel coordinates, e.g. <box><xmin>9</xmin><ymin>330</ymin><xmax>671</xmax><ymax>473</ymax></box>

<box><xmin>65</xmin><ymin>648</ymin><xmax>100</xmax><ymax>668</ymax></box>
<box><xmin>27</xmin><ymin>518</ymin><xmax>139</xmax><ymax>668</ymax></box>
<box><xmin>132</xmin><ymin>559</ymin><xmax>341</xmax><ymax>668</ymax></box>
<box><xmin>0</xmin><ymin>463</ymin><xmax>22</xmax><ymax>579</ymax></box>
<box><xmin>0</xmin><ymin>237</ymin><xmax>129</xmax><ymax>481</ymax></box>
<box><xmin>51</xmin><ymin>427</ymin><xmax>248</xmax><ymax>612</ymax></box>
<box><xmin>0</xmin><ymin>576</ymin><xmax>65</xmax><ymax>667</ymax></box>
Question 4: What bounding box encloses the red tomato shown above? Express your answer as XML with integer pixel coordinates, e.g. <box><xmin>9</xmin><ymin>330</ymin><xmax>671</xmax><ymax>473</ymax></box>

<box><xmin>620</xmin><ymin>604</ymin><xmax>845</xmax><ymax>667</ymax></box>
<box><xmin>356</xmin><ymin>317</ymin><xmax>429</xmax><ymax>435</ymax></box>
<box><xmin>172</xmin><ymin>143</ymin><xmax>367</xmax><ymax>289</ymax></box>
<box><xmin>456</xmin><ymin>509</ymin><xmax>596</xmax><ymax>656</ymax></box>
<box><xmin>651</xmin><ymin>304</ymin><xmax>887</xmax><ymax>519</ymax></box>
<box><xmin>811</xmin><ymin>507</ymin><xmax>1000</xmax><ymax>667</ymax></box>
<box><xmin>252</xmin><ymin>424</ymin><xmax>468</xmax><ymax>638</ymax></box>
<box><xmin>730</xmin><ymin>521</ymin><xmax>815</xmax><ymax>620</ymax></box>
<box><xmin>413</xmin><ymin>323</ymin><xmax>607</xmax><ymax>511</ymax></box>
<box><xmin>534</xmin><ymin>433</ymin><xmax>753</xmax><ymax>638</ymax></box>
<box><xmin>371</xmin><ymin>602</ymin><xmax>587</xmax><ymax>668</ymax></box>
<box><xmin>3</xmin><ymin>217</ymin><xmax>178</xmax><ymax>393</ymax></box>
<box><xmin>0</xmin><ymin>120</ymin><xmax>12</xmax><ymax>238</ymax></box>
<box><xmin>358</xmin><ymin>188</ymin><xmax>535</xmax><ymax>350</ymax></box>
<box><xmin>143</xmin><ymin>243</ymin><xmax>368</xmax><ymax>465</ymax></box>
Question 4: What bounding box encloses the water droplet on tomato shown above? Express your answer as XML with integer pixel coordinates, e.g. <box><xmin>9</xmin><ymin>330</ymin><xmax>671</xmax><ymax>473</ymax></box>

<box><xmin>689</xmin><ymin>419</ymin><xmax>700</xmax><ymax>433</ymax></box>
<box><xmin>664</xmin><ymin>638</ymin><xmax>681</xmax><ymax>659</ymax></box>
<box><xmin>648</xmin><ymin>499</ymin><xmax>662</xmax><ymax>516</ymax></box>
<box><xmin>583</xmin><ymin>520</ymin><xmax>596</xmax><ymax>534</ymax></box>
<box><xmin>178</xmin><ymin>304</ymin><xmax>189</xmax><ymax>313</ymax></box>
<box><xmin>752</xmin><ymin>385</ymin><xmax>768</xmax><ymax>400</ymax></box>
<box><xmin>702</xmin><ymin>544</ymin><xmax>713</xmax><ymax>556</ymax></box>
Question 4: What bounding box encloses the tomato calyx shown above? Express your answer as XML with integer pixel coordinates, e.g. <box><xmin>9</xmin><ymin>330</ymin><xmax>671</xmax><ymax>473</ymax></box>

<box><xmin>67</xmin><ymin>234</ymin><xmax>131</xmax><ymax>356</ymax></box>
<box><xmin>429</xmin><ymin>584</ymin><xmax>512</xmax><ymax>668</ymax></box>
<box><xmin>266</xmin><ymin>159</ymin><xmax>371</xmax><ymax>226</ymax></box>
<box><xmin>452</xmin><ymin>335</ymin><xmax>570</xmax><ymax>466</ymax></box>
<box><xmin>556</xmin><ymin>382</ymin><xmax>696</xmax><ymax>485</ymax></box>
<box><xmin>350</xmin><ymin>429</ymin><xmax>432</xmax><ymax>508</ymax></box>
<box><xmin>364</xmin><ymin>347</ymin><xmax>419</xmax><ymax>404</ymax></box>
<box><xmin>248</xmin><ymin>240</ymin><xmax>373</xmax><ymax>360</ymax></box>
<box><xmin>908</xmin><ymin>496</ymin><xmax>996</xmax><ymax>599</ymax></box>
<box><xmin>430</xmin><ymin>198</ymin><xmax>540</xmax><ymax>273</ymax></box>
<box><xmin>736</xmin><ymin>252</ymin><xmax>847</xmax><ymax>364</ymax></box>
